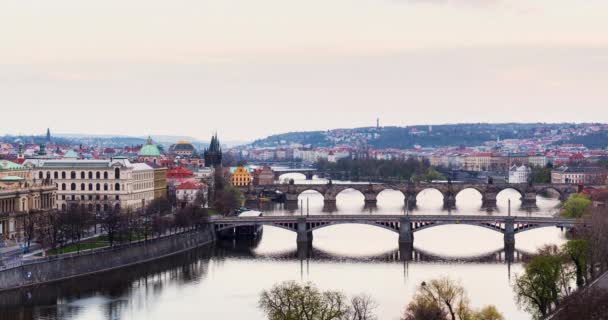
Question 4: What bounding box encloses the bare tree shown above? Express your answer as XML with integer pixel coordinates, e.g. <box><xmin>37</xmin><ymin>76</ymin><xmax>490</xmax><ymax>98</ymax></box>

<box><xmin>259</xmin><ymin>281</ymin><xmax>372</xmax><ymax>320</ymax></box>
<box><xmin>349</xmin><ymin>294</ymin><xmax>378</xmax><ymax>320</ymax></box>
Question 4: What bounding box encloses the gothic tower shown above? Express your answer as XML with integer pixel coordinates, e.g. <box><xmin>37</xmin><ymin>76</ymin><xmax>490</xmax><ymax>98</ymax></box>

<box><xmin>204</xmin><ymin>133</ymin><xmax>223</xmax><ymax>167</ymax></box>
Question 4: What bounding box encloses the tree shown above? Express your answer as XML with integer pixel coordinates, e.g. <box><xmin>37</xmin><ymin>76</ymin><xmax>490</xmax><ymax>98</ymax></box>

<box><xmin>562</xmin><ymin>240</ymin><xmax>588</xmax><ymax>287</ymax></box>
<box><xmin>560</xmin><ymin>193</ymin><xmax>592</xmax><ymax>219</ymax></box>
<box><xmin>401</xmin><ymin>295</ymin><xmax>447</xmax><ymax>320</ymax></box>
<box><xmin>471</xmin><ymin>306</ymin><xmax>504</xmax><ymax>320</ymax></box>
<box><xmin>402</xmin><ymin>277</ymin><xmax>502</xmax><ymax>320</ymax></box>
<box><xmin>258</xmin><ymin>281</ymin><xmax>377</xmax><ymax>320</ymax></box>
<box><xmin>259</xmin><ymin>281</ymin><xmax>350</xmax><ymax>320</ymax></box>
<box><xmin>349</xmin><ymin>294</ymin><xmax>378</xmax><ymax>320</ymax></box>
<box><xmin>99</xmin><ymin>207</ymin><xmax>121</xmax><ymax>246</ymax></box>
<box><xmin>530</xmin><ymin>165</ymin><xmax>552</xmax><ymax>184</ymax></box>
<box><xmin>213</xmin><ymin>185</ymin><xmax>244</xmax><ymax>215</ymax></box>
<box><xmin>417</xmin><ymin>277</ymin><xmax>468</xmax><ymax>320</ymax></box>
<box><xmin>514</xmin><ymin>249</ymin><xmax>570</xmax><ymax>319</ymax></box>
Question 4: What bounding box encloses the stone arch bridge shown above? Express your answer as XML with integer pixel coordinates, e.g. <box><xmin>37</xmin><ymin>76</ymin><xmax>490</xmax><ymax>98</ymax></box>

<box><xmin>239</xmin><ymin>182</ymin><xmax>580</xmax><ymax>209</ymax></box>
<box><xmin>211</xmin><ymin>214</ymin><xmax>577</xmax><ymax>254</ymax></box>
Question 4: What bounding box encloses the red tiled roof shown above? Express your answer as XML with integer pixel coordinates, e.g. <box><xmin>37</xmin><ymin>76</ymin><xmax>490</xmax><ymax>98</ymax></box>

<box><xmin>176</xmin><ymin>180</ymin><xmax>205</xmax><ymax>190</ymax></box>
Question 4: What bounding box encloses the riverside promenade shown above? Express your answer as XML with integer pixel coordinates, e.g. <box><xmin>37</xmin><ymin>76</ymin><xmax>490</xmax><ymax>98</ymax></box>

<box><xmin>0</xmin><ymin>227</ymin><xmax>216</xmax><ymax>291</ymax></box>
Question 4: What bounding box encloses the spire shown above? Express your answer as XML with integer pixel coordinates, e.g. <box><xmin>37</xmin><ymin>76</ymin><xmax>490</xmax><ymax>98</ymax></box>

<box><xmin>46</xmin><ymin>128</ymin><xmax>51</xmax><ymax>143</ymax></box>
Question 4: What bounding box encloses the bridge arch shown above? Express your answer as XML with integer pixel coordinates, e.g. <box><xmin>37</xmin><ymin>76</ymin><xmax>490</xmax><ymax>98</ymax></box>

<box><xmin>335</xmin><ymin>187</ymin><xmax>366</xmax><ymax>198</ymax></box>
<box><xmin>415</xmin><ymin>187</ymin><xmax>446</xmax><ymax>199</ymax></box>
<box><xmin>296</xmin><ymin>187</ymin><xmax>326</xmax><ymax>197</ymax></box>
<box><xmin>496</xmin><ymin>187</ymin><xmax>525</xmax><ymax>199</ymax></box>
<box><xmin>277</xmin><ymin>172</ymin><xmax>306</xmax><ymax>182</ymax></box>
<box><xmin>412</xmin><ymin>221</ymin><xmax>506</xmax><ymax>234</ymax></box>
<box><xmin>307</xmin><ymin>221</ymin><xmax>400</xmax><ymax>234</ymax></box>
<box><xmin>455</xmin><ymin>187</ymin><xmax>484</xmax><ymax>198</ymax></box>
<box><xmin>535</xmin><ymin>186</ymin><xmax>564</xmax><ymax>200</ymax></box>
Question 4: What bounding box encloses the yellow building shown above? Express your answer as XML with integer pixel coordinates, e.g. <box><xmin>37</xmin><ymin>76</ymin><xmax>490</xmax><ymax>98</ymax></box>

<box><xmin>230</xmin><ymin>166</ymin><xmax>252</xmax><ymax>186</ymax></box>
<box><xmin>152</xmin><ymin>165</ymin><xmax>168</xmax><ymax>199</ymax></box>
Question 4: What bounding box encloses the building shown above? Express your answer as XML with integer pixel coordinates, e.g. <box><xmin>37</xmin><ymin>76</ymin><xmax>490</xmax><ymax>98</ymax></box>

<box><xmin>204</xmin><ymin>133</ymin><xmax>223</xmax><ymax>167</ymax></box>
<box><xmin>24</xmin><ymin>158</ymin><xmax>155</xmax><ymax>212</ymax></box>
<box><xmin>229</xmin><ymin>166</ymin><xmax>252</xmax><ymax>186</ymax></box>
<box><xmin>169</xmin><ymin>141</ymin><xmax>196</xmax><ymax>157</ymax></box>
<box><xmin>508</xmin><ymin>165</ymin><xmax>531</xmax><ymax>184</ymax></box>
<box><xmin>464</xmin><ymin>153</ymin><xmax>493</xmax><ymax>171</ymax></box>
<box><xmin>176</xmin><ymin>180</ymin><xmax>208</xmax><ymax>208</ymax></box>
<box><xmin>147</xmin><ymin>163</ymin><xmax>168</xmax><ymax>199</ymax></box>
<box><xmin>1</xmin><ymin>160</ymin><xmax>56</xmax><ymax>241</ymax></box>
<box><xmin>253</xmin><ymin>166</ymin><xmax>274</xmax><ymax>186</ymax></box>
<box><xmin>0</xmin><ymin>160</ymin><xmax>32</xmax><ymax>180</ymax></box>
<box><xmin>138</xmin><ymin>136</ymin><xmax>162</xmax><ymax>164</ymax></box>
<box><xmin>551</xmin><ymin>166</ymin><xmax>608</xmax><ymax>185</ymax></box>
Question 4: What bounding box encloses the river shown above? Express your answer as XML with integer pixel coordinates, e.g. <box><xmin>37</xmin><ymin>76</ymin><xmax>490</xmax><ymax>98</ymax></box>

<box><xmin>0</xmin><ymin>175</ymin><xmax>567</xmax><ymax>320</ymax></box>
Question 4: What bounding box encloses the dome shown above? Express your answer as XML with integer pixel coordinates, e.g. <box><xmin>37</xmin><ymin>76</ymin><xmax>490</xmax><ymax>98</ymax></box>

<box><xmin>138</xmin><ymin>136</ymin><xmax>161</xmax><ymax>157</ymax></box>
<box><xmin>169</xmin><ymin>141</ymin><xmax>195</xmax><ymax>152</ymax></box>
<box><xmin>139</xmin><ymin>144</ymin><xmax>161</xmax><ymax>157</ymax></box>
<box><xmin>63</xmin><ymin>150</ymin><xmax>79</xmax><ymax>159</ymax></box>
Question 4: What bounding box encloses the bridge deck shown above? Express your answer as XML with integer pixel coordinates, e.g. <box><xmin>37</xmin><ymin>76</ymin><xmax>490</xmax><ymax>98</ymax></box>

<box><xmin>211</xmin><ymin>215</ymin><xmax>577</xmax><ymax>225</ymax></box>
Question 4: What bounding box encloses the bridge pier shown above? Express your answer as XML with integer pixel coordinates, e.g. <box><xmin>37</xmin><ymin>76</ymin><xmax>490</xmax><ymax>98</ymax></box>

<box><xmin>364</xmin><ymin>192</ymin><xmax>378</xmax><ymax>205</ymax></box>
<box><xmin>305</xmin><ymin>172</ymin><xmax>314</xmax><ymax>180</ymax></box>
<box><xmin>405</xmin><ymin>194</ymin><xmax>417</xmax><ymax>210</ymax></box>
<box><xmin>482</xmin><ymin>192</ymin><xmax>497</xmax><ymax>209</ymax></box>
<box><xmin>285</xmin><ymin>193</ymin><xmax>299</xmax><ymax>202</ymax></box>
<box><xmin>399</xmin><ymin>217</ymin><xmax>414</xmax><ymax>248</ymax></box>
<box><xmin>504</xmin><ymin>219</ymin><xmax>515</xmax><ymax>251</ymax></box>
<box><xmin>443</xmin><ymin>195</ymin><xmax>456</xmax><ymax>210</ymax></box>
<box><xmin>296</xmin><ymin>218</ymin><xmax>313</xmax><ymax>245</ymax></box>
<box><xmin>521</xmin><ymin>192</ymin><xmax>538</xmax><ymax>209</ymax></box>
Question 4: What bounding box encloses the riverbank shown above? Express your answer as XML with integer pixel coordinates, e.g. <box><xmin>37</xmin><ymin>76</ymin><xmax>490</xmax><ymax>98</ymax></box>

<box><xmin>0</xmin><ymin>226</ymin><xmax>216</xmax><ymax>291</ymax></box>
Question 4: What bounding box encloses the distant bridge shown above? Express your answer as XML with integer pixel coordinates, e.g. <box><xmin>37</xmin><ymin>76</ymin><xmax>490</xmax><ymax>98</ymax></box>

<box><xmin>272</xmin><ymin>168</ymin><xmax>317</xmax><ymax>180</ymax></box>
<box><xmin>211</xmin><ymin>214</ymin><xmax>578</xmax><ymax>253</ymax></box>
<box><xmin>239</xmin><ymin>181</ymin><xmax>581</xmax><ymax>209</ymax></box>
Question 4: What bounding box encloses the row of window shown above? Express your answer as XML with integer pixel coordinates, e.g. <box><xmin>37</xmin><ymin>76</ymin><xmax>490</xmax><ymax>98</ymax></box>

<box><xmin>38</xmin><ymin>168</ymin><xmax>121</xmax><ymax>180</ymax></box>
<box><xmin>57</xmin><ymin>182</ymin><xmax>124</xmax><ymax>191</ymax></box>
<box><xmin>133</xmin><ymin>182</ymin><xmax>154</xmax><ymax>191</ymax></box>
<box><xmin>59</xmin><ymin>194</ymin><xmax>120</xmax><ymax>201</ymax></box>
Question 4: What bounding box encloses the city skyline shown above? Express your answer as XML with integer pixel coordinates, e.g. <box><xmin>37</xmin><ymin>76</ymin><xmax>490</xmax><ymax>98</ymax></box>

<box><xmin>2</xmin><ymin>0</ymin><xmax>608</xmax><ymax>140</ymax></box>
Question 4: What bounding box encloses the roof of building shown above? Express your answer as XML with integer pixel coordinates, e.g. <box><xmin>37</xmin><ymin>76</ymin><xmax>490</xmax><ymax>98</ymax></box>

<box><xmin>138</xmin><ymin>137</ymin><xmax>161</xmax><ymax>157</ymax></box>
<box><xmin>176</xmin><ymin>180</ymin><xmax>204</xmax><ymax>190</ymax></box>
<box><xmin>169</xmin><ymin>141</ymin><xmax>195</xmax><ymax>152</ymax></box>
<box><xmin>0</xmin><ymin>175</ymin><xmax>25</xmax><ymax>181</ymax></box>
<box><xmin>24</xmin><ymin>158</ymin><xmax>134</xmax><ymax>169</ymax></box>
<box><xmin>0</xmin><ymin>160</ymin><xmax>25</xmax><ymax>171</ymax></box>
<box><xmin>63</xmin><ymin>150</ymin><xmax>79</xmax><ymax>159</ymax></box>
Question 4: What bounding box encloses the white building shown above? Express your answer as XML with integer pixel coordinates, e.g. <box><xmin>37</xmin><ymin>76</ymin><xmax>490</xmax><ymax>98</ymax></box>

<box><xmin>508</xmin><ymin>165</ymin><xmax>531</xmax><ymax>184</ymax></box>
<box><xmin>24</xmin><ymin>158</ymin><xmax>154</xmax><ymax>212</ymax></box>
<box><xmin>176</xmin><ymin>180</ymin><xmax>208</xmax><ymax>208</ymax></box>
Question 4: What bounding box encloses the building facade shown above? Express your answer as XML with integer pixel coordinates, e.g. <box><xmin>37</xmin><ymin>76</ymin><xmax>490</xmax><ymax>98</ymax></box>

<box><xmin>230</xmin><ymin>166</ymin><xmax>252</xmax><ymax>186</ymax></box>
<box><xmin>176</xmin><ymin>180</ymin><xmax>208</xmax><ymax>208</ymax></box>
<box><xmin>24</xmin><ymin>158</ymin><xmax>155</xmax><ymax>212</ymax></box>
<box><xmin>253</xmin><ymin>166</ymin><xmax>274</xmax><ymax>186</ymax></box>
<box><xmin>508</xmin><ymin>165</ymin><xmax>531</xmax><ymax>184</ymax></box>
<box><xmin>551</xmin><ymin>166</ymin><xmax>607</xmax><ymax>185</ymax></box>
<box><xmin>1</xmin><ymin>160</ymin><xmax>56</xmax><ymax>241</ymax></box>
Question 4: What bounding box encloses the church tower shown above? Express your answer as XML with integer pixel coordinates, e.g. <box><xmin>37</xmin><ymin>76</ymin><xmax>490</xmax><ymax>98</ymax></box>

<box><xmin>204</xmin><ymin>133</ymin><xmax>223</xmax><ymax>168</ymax></box>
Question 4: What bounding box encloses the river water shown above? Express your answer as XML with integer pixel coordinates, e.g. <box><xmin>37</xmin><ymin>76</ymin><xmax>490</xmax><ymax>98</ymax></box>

<box><xmin>0</xmin><ymin>175</ymin><xmax>567</xmax><ymax>320</ymax></box>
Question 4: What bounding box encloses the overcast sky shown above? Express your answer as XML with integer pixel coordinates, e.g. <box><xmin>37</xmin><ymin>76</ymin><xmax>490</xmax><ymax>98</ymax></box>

<box><xmin>1</xmin><ymin>0</ymin><xmax>607</xmax><ymax>141</ymax></box>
